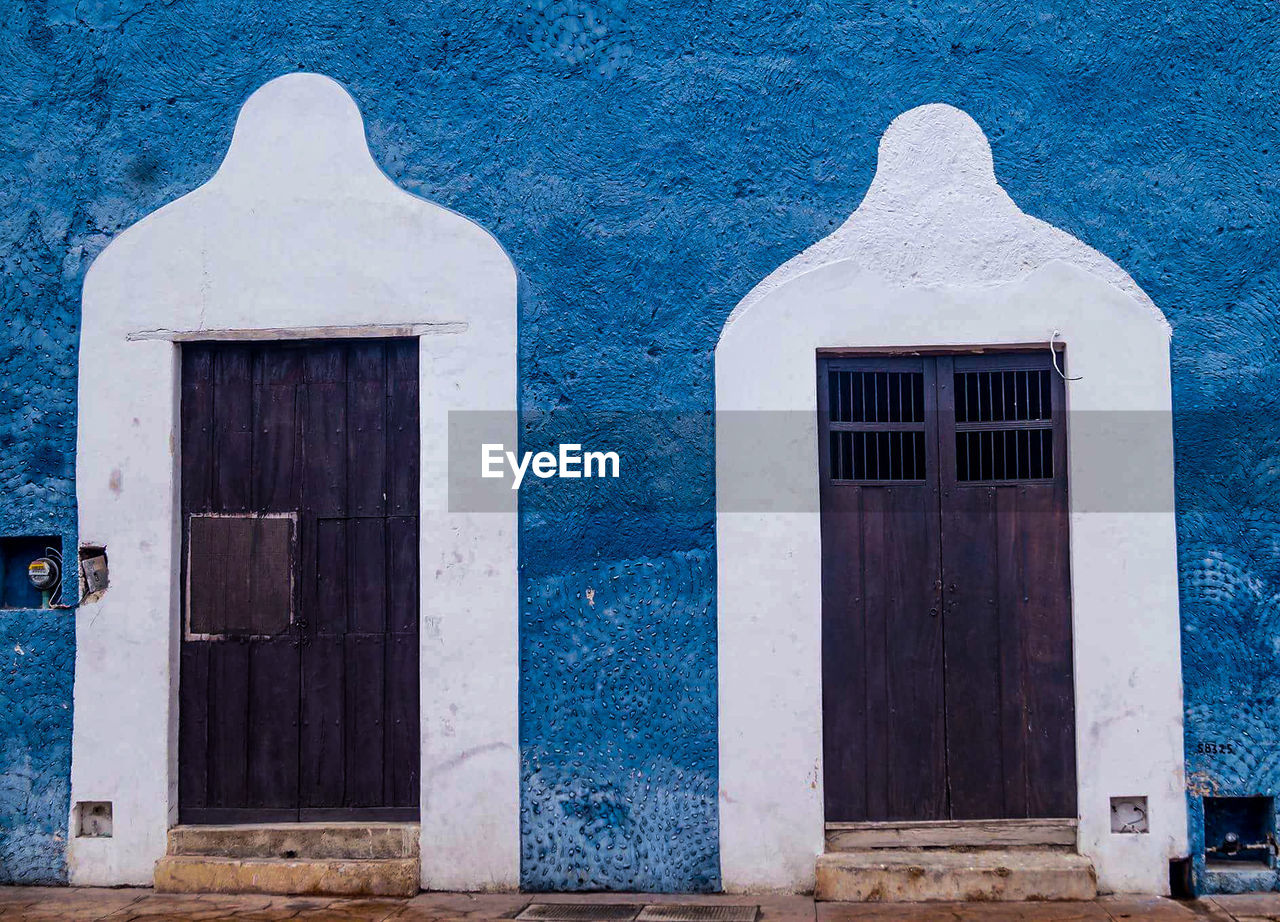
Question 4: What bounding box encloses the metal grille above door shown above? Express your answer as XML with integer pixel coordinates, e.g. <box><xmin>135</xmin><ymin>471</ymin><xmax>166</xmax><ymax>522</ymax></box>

<box><xmin>953</xmin><ymin>367</ymin><xmax>1055</xmax><ymax>482</ymax></box>
<box><xmin>178</xmin><ymin>339</ymin><xmax>420</xmax><ymax>823</ymax></box>
<box><xmin>826</xmin><ymin>368</ymin><xmax>929</xmax><ymax>481</ymax></box>
<box><xmin>819</xmin><ymin>350</ymin><xmax>1076</xmax><ymax>823</ymax></box>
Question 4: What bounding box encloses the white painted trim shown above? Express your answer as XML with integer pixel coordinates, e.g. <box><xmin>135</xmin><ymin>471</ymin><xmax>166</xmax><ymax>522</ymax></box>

<box><xmin>715</xmin><ymin>105</ymin><xmax>1186</xmax><ymax>895</ymax></box>
<box><xmin>125</xmin><ymin>322</ymin><xmax>468</xmax><ymax>342</ymax></box>
<box><xmin>70</xmin><ymin>73</ymin><xmax>519</xmax><ymax>890</ymax></box>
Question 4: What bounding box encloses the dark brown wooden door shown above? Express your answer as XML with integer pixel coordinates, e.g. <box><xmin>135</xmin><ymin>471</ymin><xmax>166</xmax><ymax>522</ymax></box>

<box><xmin>819</xmin><ymin>351</ymin><xmax>1076</xmax><ymax>823</ymax></box>
<box><xmin>179</xmin><ymin>339</ymin><xmax>420</xmax><ymax>823</ymax></box>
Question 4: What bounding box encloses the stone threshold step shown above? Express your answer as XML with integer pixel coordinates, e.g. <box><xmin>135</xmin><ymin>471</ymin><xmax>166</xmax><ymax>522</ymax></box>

<box><xmin>826</xmin><ymin>818</ymin><xmax>1077</xmax><ymax>851</ymax></box>
<box><xmin>167</xmin><ymin>822</ymin><xmax>420</xmax><ymax>860</ymax></box>
<box><xmin>154</xmin><ymin>855</ymin><xmax>420</xmax><ymax>897</ymax></box>
<box><xmin>815</xmin><ymin>848</ymin><xmax>1097</xmax><ymax>902</ymax></box>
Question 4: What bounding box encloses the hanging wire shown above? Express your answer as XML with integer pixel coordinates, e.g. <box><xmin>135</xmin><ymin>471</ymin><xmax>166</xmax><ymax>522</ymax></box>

<box><xmin>1050</xmin><ymin>330</ymin><xmax>1083</xmax><ymax>381</ymax></box>
<box><xmin>45</xmin><ymin>546</ymin><xmax>66</xmax><ymax>608</ymax></box>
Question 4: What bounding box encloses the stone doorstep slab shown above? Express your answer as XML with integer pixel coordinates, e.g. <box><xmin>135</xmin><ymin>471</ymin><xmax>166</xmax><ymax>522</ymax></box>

<box><xmin>814</xmin><ymin>849</ymin><xmax>1097</xmax><ymax>903</ymax></box>
<box><xmin>152</xmin><ymin>855</ymin><xmax>420</xmax><ymax>897</ymax></box>
<box><xmin>826</xmin><ymin>818</ymin><xmax>1078</xmax><ymax>851</ymax></box>
<box><xmin>167</xmin><ymin>822</ymin><xmax>420</xmax><ymax>860</ymax></box>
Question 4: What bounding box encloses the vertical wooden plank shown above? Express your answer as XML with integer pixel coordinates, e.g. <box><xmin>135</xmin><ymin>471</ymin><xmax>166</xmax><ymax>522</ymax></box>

<box><xmin>207</xmin><ymin>641</ymin><xmax>250</xmax><ymax>808</ymax></box>
<box><xmin>939</xmin><ymin>354</ymin><xmax>1006</xmax><ymax>820</ymax></box>
<box><xmin>180</xmin><ymin>349</ymin><xmax>216</xmax><ymax>816</ymax></box>
<box><xmin>247</xmin><ymin>517</ymin><xmax>295</xmax><ymax>636</ymax></box>
<box><xmin>387</xmin><ymin>517</ymin><xmax>418</xmax><ymax>635</ymax></box>
<box><xmin>180</xmin><ymin>346</ymin><xmax>216</xmax><ymax>514</ymax></box>
<box><xmin>345</xmin><ymin>634</ymin><xmax>386</xmax><ymax>807</ymax></box>
<box><xmin>213</xmin><ymin>347</ymin><xmax>253</xmax><ymax>513</ymax></box>
<box><xmin>387</xmin><ymin>340</ymin><xmax>419</xmax><ymax>516</ymax></box>
<box><xmin>300</xmin><ymin>636</ymin><xmax>345</xmax><ymax>808</ymax></box>
<box><xmin>387</xmin><ymin>339</ymin><xmax>421</xmax><ymax>812</ymax></box>
<box><xmin>888</xmin><ymin>358</ymin><xmax>945</xmax><ymax>821</ymax></box>
<box><xmin>219</xmin><ymin>518</ymin><xmax>254</xmax><ymax>635</ymax></box>
<box><xmin>997</xmin><ymin>488</ymin><xmax>1030</xmax><ymax>817</ymax></box>
<box><xmin>1037</xmin><ymin>364</ymin><xmax>1077</xmax><ymax>817</ymax></box>
<box><xmin>178</xmin><ymin>643</ymin><xmax>210</xmax><ymax>814</ymax></box>
<box><xmin>253</xmin><ymin>348</ymin><xmax>302</xmax><ymax>513</ymax></box>
<box><xmin>347</xmin><ymin>343</ymin><xmax>387</xmax><ymax>517</ymax></box>
<box><xmin>386</xmin><ymin>633</ymin><xmax>420</xmax><ymax>807</ymax></box>
<box><xmin>246</xmin><ymin>639</ymin><xmax>300</xmax><ymax>810</ymax></box>
<box><xmin>350</xmin><ymin>518</ymin><xmax>387</xmax><ymax>634</ymax></box>
<box><xmin>821</xmin><ymin>490</ymin><xmax>869</xmax><ymax>821</ymax></box>
<box><xmin>1022</xmin><ymin>482</ymin><xmax>1078</xmax><ymax>817</ymax></box>
<box><xmin>387</xmin><ymin>338</ymin><xmax>418</xmax><ymax>382</ymax></box>
<box><xmin>314</xmin><ymin>519</ymin><xmax>348</xmax><ymax>636</ymax></box>
<box><xmin>883</xmin><ymin>488</ymin><xmax>947</xmax><ymax>821</ymax></box>
<box><xmin>939</xmin><ymin>485</ymin><xmax>1004</xmax><ymax>819</ymax></box>
<box><xmin>860</xmin><ymin>487</ymin><xmax>891</xmax><ymax>821</ymax></box>
<box><xmin>303</xmin><ymin>346</ymin><xmax>347</xmax><ymax>518</ymax></box>
<box><xmin>187</xmin><ymin>517</ymin><xmax>229</xmax><ymax>635</ymax></box>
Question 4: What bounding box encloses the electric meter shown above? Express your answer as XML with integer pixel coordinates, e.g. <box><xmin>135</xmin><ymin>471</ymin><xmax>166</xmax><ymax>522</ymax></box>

<box><xmin>28</xmin><ymin>556</ymin><xmax>60</xmax><ymax>592</ymax></box>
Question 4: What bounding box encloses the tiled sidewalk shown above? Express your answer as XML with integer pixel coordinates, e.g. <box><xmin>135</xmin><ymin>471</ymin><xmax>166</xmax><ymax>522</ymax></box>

<box><xmin>2</xmin><ymin>889</ymin><xmax>1279</xmax><ymax>922</ymax></box>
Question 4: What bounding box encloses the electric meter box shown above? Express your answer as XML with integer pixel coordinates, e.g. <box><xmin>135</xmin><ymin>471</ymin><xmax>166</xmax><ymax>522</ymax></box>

<box><xmin>0</xmin><ymin>535</ymin><xmax>63</xmax><ymax>609</ymax></box>
<box><xmin>28</xmin><ymin>557</ymin><xmax>59</xmax><ymax>591</ymax></box>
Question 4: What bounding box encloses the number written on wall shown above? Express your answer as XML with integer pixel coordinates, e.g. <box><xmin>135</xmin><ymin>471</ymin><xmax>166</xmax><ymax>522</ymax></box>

<box><xmin>1196</xmin><ymin>742</ymin><xmax>1237</xmax><ymax>755</ymax></box>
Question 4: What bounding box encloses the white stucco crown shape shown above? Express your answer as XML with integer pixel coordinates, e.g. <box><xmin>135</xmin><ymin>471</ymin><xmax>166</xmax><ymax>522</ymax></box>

<box><xmin>86</xmin><ymin>72</ymin><xmax>513</xmax><ymax>337</ymax></box>
<box><xmin>214</xmin><ymin>72</ymin><xmax>388</xmax><ymax>192</ymax></box>
<box><xmin>726</xmin><ymin>103</ymin><xmax>1167</xmax><ymax>332</ymax></box>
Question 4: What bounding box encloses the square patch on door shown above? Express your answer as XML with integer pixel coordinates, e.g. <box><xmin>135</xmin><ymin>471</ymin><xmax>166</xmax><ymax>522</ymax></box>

<box><xmin>187</xmin><ymin>514</ymin><xmax>295</xmax><ymax>637</ymax></box>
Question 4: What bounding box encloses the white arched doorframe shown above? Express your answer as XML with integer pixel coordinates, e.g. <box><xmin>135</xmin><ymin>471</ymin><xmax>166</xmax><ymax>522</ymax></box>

<box><xmin>715</xmin><ymin>105</ymin><xmax>1186</xmax><ymax>895</ymax></box>
<box><xmin>70</xmin><ymin>73</ymin><xmax>519</xmax><ymax>890</ymax></box>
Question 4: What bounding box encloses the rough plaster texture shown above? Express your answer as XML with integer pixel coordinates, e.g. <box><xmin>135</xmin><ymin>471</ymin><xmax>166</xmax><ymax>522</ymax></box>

<box><xmin>717</xmin><ymin>106</ymin><xmax>1184</xmax><ymax>895</ymax></box>
<box><xmin>0</xmin><ymin>613</ymin><xmax>72</xmax><ymax>884</ymax></box>
<box><xmin>728</xmin><ymin>106</ymin><xmax>1166</xmax><ymax>330</ymax></box>
<box><xmin>71</xmin><ymin>74</ymin><xmax>518</xmax><ymax>889</ymax></box>
<box><xmin>0</xmin><ymin>0</ymin><xmax>1276</xmax><ymax>894</ymax></box>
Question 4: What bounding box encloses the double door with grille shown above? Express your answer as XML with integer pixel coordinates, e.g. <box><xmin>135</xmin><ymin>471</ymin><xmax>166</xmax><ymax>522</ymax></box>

<box><xmin>819</xmin><ymin>351</ymin><xmax>1076</xmax><ymax>822</ymax></box>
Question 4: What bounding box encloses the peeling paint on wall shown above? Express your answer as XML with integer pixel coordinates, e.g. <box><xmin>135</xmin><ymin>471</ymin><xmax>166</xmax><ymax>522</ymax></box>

<box><xmin>0</xmin><ymin>0</ymin><xmax>1277</xmax><ymax>891</ymax></box>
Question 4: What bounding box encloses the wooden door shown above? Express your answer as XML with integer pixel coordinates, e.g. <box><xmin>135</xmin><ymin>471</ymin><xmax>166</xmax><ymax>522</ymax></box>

<box><xmin>178</xmin><ymin>339</ymin><xmax>420</xmax><ymax>823</ymax></box>
<box><xmin>819</xmin><ymin>351</ymin><xmax>1076</xmax><ymax>823</ymax></box>
<box><xmin>819</xmin><ymin>358</ymin><xmax>947</xmax><ymax>821</ymax></box>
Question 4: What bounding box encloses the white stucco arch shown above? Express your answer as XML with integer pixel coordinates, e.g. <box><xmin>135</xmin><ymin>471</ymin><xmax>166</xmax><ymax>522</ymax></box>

<box><xmin>715</xmin><ymin>105</ymin><xmax>1186</xmax><ymax>894</ymax></box>
<box><xmin>70</xmin><ymin>73</ymin><xmax>519</xmax><ymax>890</ymax></box>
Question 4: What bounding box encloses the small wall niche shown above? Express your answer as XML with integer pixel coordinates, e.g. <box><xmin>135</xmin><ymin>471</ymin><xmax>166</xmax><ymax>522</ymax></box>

<box><xmin>75</xmin><ymin>801</ymin><xmax>112</xmax><ymax>838</ymax></box>
<box><xmin>0</xmin><ymin>536</ymin><xmax>63</xmax><ymax>609</ymax></box>
<box><xmin>1111</xmin><ymin>795</ymin><xmax>1150</xmax><ymax>834</ymax></box>
<box><xmin>79</xmin><ymin>545</ymin><xmax>108</xmax><ymax>600</ymax></box>
<box><xmin>1204</xmin><ymin>796</ymin><xmax>1274</xmax><ymax>870</ymax></box>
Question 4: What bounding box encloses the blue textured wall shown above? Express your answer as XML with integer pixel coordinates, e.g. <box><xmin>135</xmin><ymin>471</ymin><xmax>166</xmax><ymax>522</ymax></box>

<box><xmin>1</xmin><ymin>0</ymin><xmax>1277</xmax><ymax>891</ymax></box>
<box><xmin>0</xmin><ymin>201</ymin><xmax>78</xmax><ymax>880</ymax></box>
<box><xmin>0</xmin><ymin>83</ymin><xmax>80</xmax><ymax>878</ymax></box>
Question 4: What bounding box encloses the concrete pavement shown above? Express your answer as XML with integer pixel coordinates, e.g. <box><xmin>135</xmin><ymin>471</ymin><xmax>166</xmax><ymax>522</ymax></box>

<box><xmin>4</xmin><ymin>889</ymin><xmax>1280</xmax><ymax>922</ymax></box>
